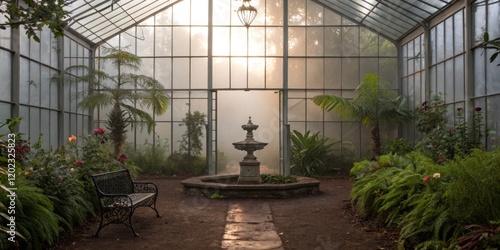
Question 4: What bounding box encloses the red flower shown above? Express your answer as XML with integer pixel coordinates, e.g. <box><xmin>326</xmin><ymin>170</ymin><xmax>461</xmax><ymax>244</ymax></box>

<box><xmin>117</xmin><ymin>154</ymin><xmax>128</xmax><ymax>163</ymax></box>
<box><xmin>474</xmin><ymin>107</ymin><xmax>482</xmax><ymax>112</ymax></box>
<box><xmin>74</xmin><ymin>160</ymin><xmax>85</xmax><ymax>166</ymax></box>
<box><xmin>423</xmin><ymin>176</ymin><xmax>431</xmax><ymax>182</ymax></box>
<box><xmin>57</xmin><ymin>175</ymin><xmax>63</xmax><ymax>182</ymax></box>
<box><xmin>457</xmin><ymin>107</ymin><xmax>463</xmax><ymax>112</ymax></box>
<box><xmin>422</xmin><ymin>101</ymin><xmax>428</xmax><ymax>106</ymax></box>
<box><xmin>437</xmin><ymin>156</ymin><xmax>445</xmax><ymax>164</ymax></box>
<box><xmin>93</xmin><ymin>127</ymin><xmax>106</xmax><ymax>135</ymax></box>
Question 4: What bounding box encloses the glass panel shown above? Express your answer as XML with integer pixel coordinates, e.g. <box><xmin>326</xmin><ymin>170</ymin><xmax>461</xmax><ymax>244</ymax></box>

<box><xmin>191</xmin><ymin>27</ymin><xmax>208</xmax><ymax>56</ymax></box>
<box><xmin>173</xmin><ymin>0</ymin><xmax>191</xmax><ymax>25</ymax></box>
<box><xmin>454</xmin><ymin>10</ymin><xmax>464</xmax><ymax>53</ymax></box>
<box><xmin>19</xmin><ymin>106</ymin><xmax>29</xmax><ymax>136</ymax></box>
<box><xmin>173</xmin><ymin>27</ymin><xmax>190</xmax><ymax>56</ymax></box>
<box><xmin>360</xmin><ymin>28</ymin><xmax>378</xmax><ymax>56</ymax></box>
<box><xmin>288</xmin><ymin>27</ymin><xmax>306</xmax><ymax>56</ymax></box>
<box><xmin>213</xmin><ymin>27</ymin><xmax>230</xmax><ymax>56</ymax></box>
<box><xmin>288</xmin><ymin>58</ymin><xmax>305</xmax><ymax>89</ymax></box>
<box><xmin>0</xmin><ymin>12</ymin><xmax>10</xmax><ymax>48</ymax></box>
<box><xmin>454</xmin><ymin>55</ymin><xmax>465</xmax><ymax>101</ymax></box>
<box><xmin>342</xmin><ymin>27</ymin><xmax>359</xmax><ymax>56</ymax></box>
<box><xmin>231</xmin><ymin>27</ymin><xmax>247</xmax><ymax>56</ymax></box>
<box><xmin>324</xmin><ymin>9</ymin><xmax>341</xmax><ymax>25</ymax></box>
<box><xmin>307</xmin><ymin>99</ymin><xmax>322</xmax><ymax>121</ymax></box>
<box><xmin>324</xmin><ymin>27</ymin><xmax>341</xmax><ymax>56</ymax></box>
<box><xmin>266</xmin><ymin>0</ymin><xmax>283</xmax><ymax>26</ymax></box>
<box><xmin>137</xmin><ymin>26</ymin><xmax>154</xmax><ymax>56</ymax></box>
<box><xmin>30</xmin><ymin>61</ymin><xmax>41</xmax><ymax>106</ymax></box>
<box><xmin>436</xmin><ymin>23</ymin><xmax>445</xmax><ymax>62</ymax></box>
<box><xmin>155</xmin><ymin>27</ymin><xmax>172</xmax><ymax>56</ymax></box>
<box><xmin>0</xmin><ymin>50</ymin><xmax>11</xmax><ymax>102</ymax></box>
<box><xmin>474</xmin><ymin>49</ymin><xmax>486</xmax><ymax>96</ymax></box>
<box><xmin>249</xmin><ymin>58</ymin><xmax>265</xmax><ymax>89</ymax></box>
<box><xmin>445</xmin><ymin>17</ymin><xmax>454</xmax><ymax>59</ymax></box>
<box><xmin>342</xmin><ymin>58</ymin><xmax>359</xmax><ymax>89</ymax></box>
<box><xmin>445</xmin><ymin>60</ymin><xmax>454</xmax><ymax>103</ymax></box>
<box><xmin>306</xmin><ymin>58</ymin><xmax>323</xmax><ymax>89</ymax></box>
<box><xmin>266</xmin><ymin>58</ymin><xmax>283</xmax><ymax>89</ymax></box>
<box><xmin>307</xmin><ymin>1</ymin><xmax>323</xmax><ymax>25</ymax></box>
<box><xmin>360</xmin><ymin>58</ymin><xmax>378</xmax><ymax>80</ymax></box>
<box><xmin>191</xmin><ymin>58</ymin><xmax>208</xmax><ymax>89</ymax></box>
<box><xmin>436</xmin><ymin>63</ymin><xmax>445</xmax><ymax>94</ymax></box>
<box><xmin>266</xmin><ymin>27</ymin><xmax>283</xmax><ymax>56</ymax></box>
<box><xmin>249</xmin><ymin>27</ymin><xmax>265</xmax><ymax>56</ymax></box>
<box><xmin>191</xmin><ymin>0</ymin><xmax>208</xmax><ymax>25</ymax></box>
<box><xmin>0</xmin><ymin>103</ymin><xmax>11</xmax><ymax>135</ymax></box>
<box><xmin>41</xmin><ymin>109</ymin><xmax>50</xmax><ymax>148</ymax></box>
<box><xmin>30</xmin><ymin>108</ymin><xmax>40</xmax><ymax>140</ymax></box>
<box><xmin>487</xmin><ymin>1</ymin><xmax>500</xmax><ymax>38</ymax></box>
<box><xmin>41</xmin><ymin>29</ymin><xmax>51</xmax><ymax>65</ymax></box>
<box><xmin>486</xmin><ymin>49</ymin><xmax>500</xmax><ymax>94</ymax></box>
<box><xmin>231</xmin><ymin>57</ymin><xmax>247</xmax><ymax>88</ymax></box>
<box><xmin>213</xmin><ymin>0</ymin><xmax>230</xmax><ymax>25</ymax></box>
<box><xmin>213</xmin><ymin>57</ymin><xmax>230</xmax><ymax>89</ymax></box>
<box><xmin>288</xmin><ymin>0</ymin><xmax>306</xmax><ymax>25</ymax></box>
<box><xmin>173</xmin><ymin>58</ymin><xmax>189</xmax><ymax>89</ymax></box>
<box><xmin>40</xmin><ymin>65</ymin><xmax>51</xmax><ymax>108</ymax></box>
<box><xmin>155</xmin><ymin>58</ymin><xmax>172</xmax><ymax>89</ymax></box>
<box><xmin>306</xmin><ymin>27</ymin><xmax>323</xmax><ymax>56</ymax></box>
<box><xmin>324</xmin><ymin>58</ymin><xmax>341</xmax><ymax>89</ymax></box>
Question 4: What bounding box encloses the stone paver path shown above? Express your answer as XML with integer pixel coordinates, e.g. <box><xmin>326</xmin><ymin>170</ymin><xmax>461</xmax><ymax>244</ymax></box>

<box><xmin>221</xmin><ymin>201</ymin><xmax>284</xmax><ymax>250</ymax></box>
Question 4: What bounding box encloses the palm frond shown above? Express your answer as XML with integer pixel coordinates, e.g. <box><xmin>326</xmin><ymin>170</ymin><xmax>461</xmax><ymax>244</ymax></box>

<box><xmin>121</xmin><ymin>103</ymin><xmax>155</xmax><ymax>133</ymax></box>
<box><xmin>312</xmin><ymin>94</ymin><xmax>363</xmax><ymax>120</ymax></box>
<box><xmin>77</xmin><ymin>92</ymin><xmax>115</xmax><ymax>110</ymax></box>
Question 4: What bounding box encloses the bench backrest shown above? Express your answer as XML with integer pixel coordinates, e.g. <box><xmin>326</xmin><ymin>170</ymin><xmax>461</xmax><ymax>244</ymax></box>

<box><xmin>92</xmin><ymin>169</ymin><xmax>134</xmax><ymax>195</ymax></box>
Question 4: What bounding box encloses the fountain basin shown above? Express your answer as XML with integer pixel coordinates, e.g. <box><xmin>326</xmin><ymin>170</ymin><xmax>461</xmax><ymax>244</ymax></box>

<box><xmin>181</xmin><ymin>174</ymin><xmax>320</xmax><ymax>198</ymax></box>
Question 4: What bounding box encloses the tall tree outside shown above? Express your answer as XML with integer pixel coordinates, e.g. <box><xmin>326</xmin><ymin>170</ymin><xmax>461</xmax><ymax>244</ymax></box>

<box><xmin>179</xmin><ymin>111</ymin><xmax>206</xmax><ymax>157</ymax></box>
<box><xmin>313</xmin><ymin>73</ymin><xmax>413</xmax><ymax>157</ymax></box>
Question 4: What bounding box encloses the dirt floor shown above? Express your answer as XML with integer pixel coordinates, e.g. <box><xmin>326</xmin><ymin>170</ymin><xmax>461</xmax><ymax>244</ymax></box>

<box><xmin>55</xmin><ymin>177</ymin><xmax>398</xmax><ymax>250</ymax></box>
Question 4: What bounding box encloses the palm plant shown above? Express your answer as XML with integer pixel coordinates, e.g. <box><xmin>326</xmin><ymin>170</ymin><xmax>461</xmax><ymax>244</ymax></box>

<box><xmin>59</xmin><ymin>47</ymin><xmax>170</xmax><ymax>155</ymax></box>
<box><xmin>313</xmin><ymin>73</ymin><xmax>413</xmax><ymax>157</ymax></box>
<box><xmin>290</xmin><ymin>130</ymin><xmax>335</xmax><ymax>176</ymax></box>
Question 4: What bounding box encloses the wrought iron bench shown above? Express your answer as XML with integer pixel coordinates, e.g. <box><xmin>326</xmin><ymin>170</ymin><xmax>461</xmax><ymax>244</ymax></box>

<box><xmin>91</xmin><ymin>169</ymin><xmax>161</xmax><ymax>237</ymax></box>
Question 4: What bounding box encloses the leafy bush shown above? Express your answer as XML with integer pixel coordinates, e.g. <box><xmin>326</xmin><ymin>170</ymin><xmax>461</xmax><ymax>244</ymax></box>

<box><xmin>381</xmin><ymin>137</ymin><xmax>413</xmax><ymax>155</ymax></box>
<box><xmin>125</xmin><ymin>137</ymin><xmax>170</xmax><ymax>176</ymax></box>
<box><xmin>350</xmin><ymin>148</ymin><xmax>500</xmax><ymax>249</ymax></box>
<box><xmin>260</xmin><ymin>174</ymin><xmax>297</xmax><ymax>184</ymax></box>
<box><xmin>290</xmin><ymin>130</ymin><xmax>335</xmax><ymax>176</ymax></box>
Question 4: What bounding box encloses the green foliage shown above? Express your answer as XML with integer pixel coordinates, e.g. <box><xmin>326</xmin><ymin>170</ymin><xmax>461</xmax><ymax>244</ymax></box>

<box><xmin>210</xmin><ymin>193</ymin><xmax>225</xmax><ymax>199</ymax></box>
<box><xmin>56</xmin><ymin>46</ymin><xmax>170</xmax><ymax>155</ymax></box>
<box><xmin>350</xmin><ymin>148</ymin><xmax>500</xmax><ymax>249</ymax></box>
<box><xmin>0</xmin><ymin>0</ymin><xmax>70</xmax><ymax>42</ymax></box>
<box><xmin>455</xmin><ymin>223</ymin><xmax>500</xmax><ymax>249</ymax></box>
<box><xmin>260</xmin><ymin>174</ymin><xmax>297</xmax><ymax>184</ymax></box>
<box><xmin>167</xmin><ymin>152</ymin><xmax>206</xmax><ymax>176</ymax></box>
<box><xmin>179</xmin><ymin>111</ymin><xmax>206</xmax><ymax>157</ymax></box>
<box><xmin>125</xmin><ymin>137</ymin><xmax>170</xmax><ymax>176</ymax></box>
<box><xmin>313</xmin><ymin>73</ymin><xmax>413</xmax><ymax>156</ymax></box>
<box><xmin>482</xmin><ymin>32</ymin><xmax>500</xmax><ymax>66</ymax></box>
<box><xmin>381</xmin><ymin>137</ymin><xmax>413</xmax><ymax>155</ymax></box>
<box><xmin>290</xmin><ymin>130</ymin><xmax>335</xmax><ymax>177</ymax></box>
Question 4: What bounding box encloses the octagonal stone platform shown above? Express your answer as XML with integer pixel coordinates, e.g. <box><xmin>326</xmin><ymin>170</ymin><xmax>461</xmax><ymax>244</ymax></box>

<box><xmin>181</xmin><ymin>174</ymin><xmax>320</xmax><ymax>198</ymax></box>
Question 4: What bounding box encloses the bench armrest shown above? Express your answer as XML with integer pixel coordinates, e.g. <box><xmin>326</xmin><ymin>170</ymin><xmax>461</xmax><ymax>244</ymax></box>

<box><xmin>100</xmin><ymin>194</ymin><xmax>133</xmax><ymax>208</ymax></box>
<box><xmin>133</xmin><ymin>181</ymin><xmax>158</xmax><ymax>194</ymax></box>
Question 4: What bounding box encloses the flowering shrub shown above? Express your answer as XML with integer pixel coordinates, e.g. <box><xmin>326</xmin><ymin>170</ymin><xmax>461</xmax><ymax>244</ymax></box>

<box><xmin>415</xmin><ymin>94</ymin><xmax>485</xmax><ymax>161</ymax></box>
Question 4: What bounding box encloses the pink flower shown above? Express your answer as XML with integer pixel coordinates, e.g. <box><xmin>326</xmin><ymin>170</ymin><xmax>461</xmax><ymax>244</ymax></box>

<box><xmin>117</xmin><ymin>154</ymin><xmax>128</xmax><ymax>164</ymax></box>
<box><xmin>93</xmin><ymin>127</ymin><xmax>106</xmax><ymax>135</ymax></box>
<box><xmin>423</xmin><ymin>176</ymin><xmax>431</xmax><ymax>182</ymax></box>
<box><xmin>474</xmin><ymin>107</ymin><xmax>482</xmax><ymax>112</ymax></box>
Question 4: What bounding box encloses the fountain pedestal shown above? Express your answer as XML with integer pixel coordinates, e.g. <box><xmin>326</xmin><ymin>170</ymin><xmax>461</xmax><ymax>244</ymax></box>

<box><xmin>233</xmin><ymin>117</ymin><xmax>268</xmax><ymax>184</ymax></box>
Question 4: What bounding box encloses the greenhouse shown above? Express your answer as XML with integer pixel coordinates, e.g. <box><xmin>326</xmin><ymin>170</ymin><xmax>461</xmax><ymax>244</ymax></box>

<box><xmin>1</xmin><ymin>0</ymin><xmax>499</xmax><ymax>249</ymax></box>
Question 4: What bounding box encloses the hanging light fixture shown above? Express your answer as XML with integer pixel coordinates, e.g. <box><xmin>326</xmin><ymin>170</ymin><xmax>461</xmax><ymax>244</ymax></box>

<box><xmin>237</xmin><ymin>0</ymin><xmax>258</xmax><ymax>27</ymax></box>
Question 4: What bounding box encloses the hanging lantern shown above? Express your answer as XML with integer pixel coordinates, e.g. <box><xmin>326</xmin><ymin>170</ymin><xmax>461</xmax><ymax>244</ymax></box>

<box><xmin>237</xmin><ymin>0</ymin><xmax>258</xmax><ymax>27</ymax></box>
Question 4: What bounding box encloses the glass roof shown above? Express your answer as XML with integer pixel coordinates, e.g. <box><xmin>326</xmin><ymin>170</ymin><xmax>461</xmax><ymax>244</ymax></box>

<box><xmin>65</xmin><ymin>0</ymin><xmax>181</xmax><ymax>45</ymax></box>
<box><xmin>64</xmin><ymin>0</ymin><xmax>456</xmax><ymax>45</ymax></box>
<box><xmin>315</xmin><ymin>0</ymin><xmax>455</xmax><ymax>41</ymax></box>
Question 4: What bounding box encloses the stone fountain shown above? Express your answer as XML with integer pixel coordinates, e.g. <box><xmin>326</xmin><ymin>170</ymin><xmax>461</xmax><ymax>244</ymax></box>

<box><xmin>180</xmin><ymin>117</ymin><xmax>320</xmax><ymax>198</ymax></box>
<box><xmin>232</xmin><ymin>117</ymin><xmax>268</xmax><ymax>184</ymax></box>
